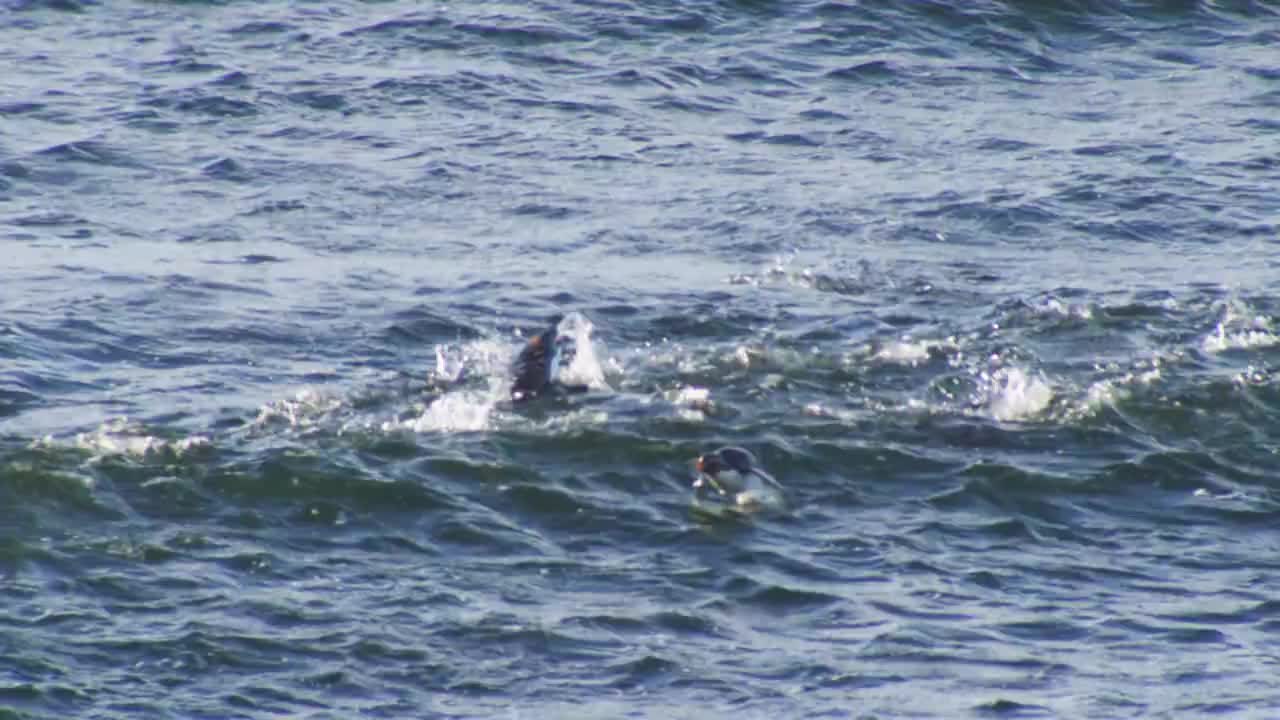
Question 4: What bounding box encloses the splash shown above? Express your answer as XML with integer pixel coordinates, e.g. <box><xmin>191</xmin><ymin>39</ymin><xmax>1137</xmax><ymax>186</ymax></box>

<box><xmin>398</xmin><ymin>316</ymin><xmax>613</xmax><ymax>434</ymax></box>
<box><xmin>434</xmin><ymin>343</ymin><xmax>467</xmax><ymax>384</ymax></box>
<box><xmin>431</xmin><ymin>338</ymin><xmax>512</xmax><ymax>387</ymax></box>
<box><xmin>399</xmin><ymin>391</ymin><xmax>495</xmax><ymax>433</ymax></box>
<box><xmin>403</xmin><ymin>338</ymin><xmax>513</xmax><ymax>433</ymax></box>
<box><xmin>987</xmin><ymin>367</ymin><xmax>1053</xmax><ymax>421</ymax></box>
<box><xmin>555</xmin><ymin>311</ymin><xmax>613</xmax><ymax>391</ymax></box>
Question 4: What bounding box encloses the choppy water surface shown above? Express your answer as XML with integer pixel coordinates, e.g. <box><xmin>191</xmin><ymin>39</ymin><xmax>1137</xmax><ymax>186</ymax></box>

<box><xmin>3</xmin><ymin>1</ymin><xmax>1280</xmax><ymax>717</ymax></box>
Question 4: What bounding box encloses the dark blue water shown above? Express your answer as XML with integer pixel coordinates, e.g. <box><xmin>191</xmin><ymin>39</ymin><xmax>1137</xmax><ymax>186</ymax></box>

<box><xmin>3</xmin><ymin>1</ymin><xmax>1280</xmax><ymax>717</ymax></box>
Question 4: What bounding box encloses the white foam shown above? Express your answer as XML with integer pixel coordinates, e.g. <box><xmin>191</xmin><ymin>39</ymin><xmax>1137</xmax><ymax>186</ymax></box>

<box><xmin>663</xmin><ymin>385</ymin><xmax>712</xmax><ymax>422</ymax></box>
<box><xmin>730</xmin><ymin>344</ymin><xmax>815</xmax><ymax>373</ymax></box>
<box><xmin>539</xmin><ymin>408</ymin><xmax>612</xmax><ymax>432</ymax></box>
<box><xmin>1202</xmin><ymin>301</ymin><xmax>1278</xmax><ymax>354</ymax></box>
<box><xmin>726</xmin><ymin>250</ymin><xmax>841</xmax><ymax>294</ymax></box>
<box><xmin>252</xmin><ymin>388</ymin><xmax>344</xmax><ymax>429</ymax></box>
<box><xmin>1037</xmin><ymin>297</ymin><xmax>1094</xmax><ymax>320</ymax></box>
<box><xmin>65</xmin><ymin>418</ymin><xmax>211</xmax><ymax>459</ymax></box>
<box><xmin>1203</xmin><ymin>324</ymin><xmax>1278</xmax><ymax>353</ymax></box>
<box><xmin>399</xmin><ymin>391</ymin><xmax>494</xmax><ymax>433</ymax></box>
<box><xmin>668</xmin><ymin>385</ymin><xmax>711</xmax><ymax>408</ymax></box>
<box><xmin>729</xmin><ymin>251</ymin><xmax>797</xmax><ymax>287</ymax></box>
<box><xmin>873</xmin><ymin>339</ymin><xmax>940</xmax><ymax>365</ymax></box>
<box><xmin>1083</xmin><ymin>360</ymin><xmax>1162</xmax><ymax>412</ymax></box>
<box><xmin>1083</xmin><ymin>379</ymin><xmax>1122</xmax><ymax>411</ymax></box>
<box><xmin>1233</xmin><ymin>364</ymin><xmax>1269</xmax><ymax>386</ymax></box>
<box><xmin>802</xmin><ymin>402</ymin><xmax>861</xmax><ymax>423</ymax></box>
<box><xmin>761</xmin><ymin>373</ymin><xmax>785</xmax><ymax>389</ymax></box>
<box><xmin>988</xmin><ymin>367</ymin><xmax>1053</xmax><ymax>421</ymax></box>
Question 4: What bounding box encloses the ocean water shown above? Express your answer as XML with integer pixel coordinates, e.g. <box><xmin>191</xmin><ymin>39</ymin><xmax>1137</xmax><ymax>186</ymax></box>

<box><xmin>2</xmin><ymin>0</ymin><xmax>1280</xmax><ymax>717</ymax></box>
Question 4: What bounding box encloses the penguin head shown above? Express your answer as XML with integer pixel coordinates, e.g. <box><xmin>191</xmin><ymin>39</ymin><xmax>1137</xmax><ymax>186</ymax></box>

<box><xmin>694</xmin><ymin>446</ymin><xmax>759</xmax><ymax>496</ymax></box>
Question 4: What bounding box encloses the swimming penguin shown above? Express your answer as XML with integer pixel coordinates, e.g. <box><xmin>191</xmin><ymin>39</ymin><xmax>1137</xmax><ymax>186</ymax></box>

<box><xmin>694</xmin><ymin>446</ymin><xmax>786</xmax><ymax>510</ymax></box>
<box><xmin>510</xmin><ymin>317</ymin><xmax>589</xmax><ymax>403</ymax></box>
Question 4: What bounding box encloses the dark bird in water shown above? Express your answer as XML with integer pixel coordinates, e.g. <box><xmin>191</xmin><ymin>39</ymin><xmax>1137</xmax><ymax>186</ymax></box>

<box><xmin>694</xmin><ymin>447</ymin><xmax>786</xmax><ymax>510</ymax></box>
<box><xmin>510</xmin><ymin>316</ymin><xmax>588</xmax><ymax>402</ymax></box>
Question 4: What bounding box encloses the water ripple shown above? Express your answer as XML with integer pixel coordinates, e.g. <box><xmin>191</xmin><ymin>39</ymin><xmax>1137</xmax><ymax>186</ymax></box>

<box><xmin>4</xmin><ymin>0</ymin><xmax>1280</xmax><ymax>717</ymax></box>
